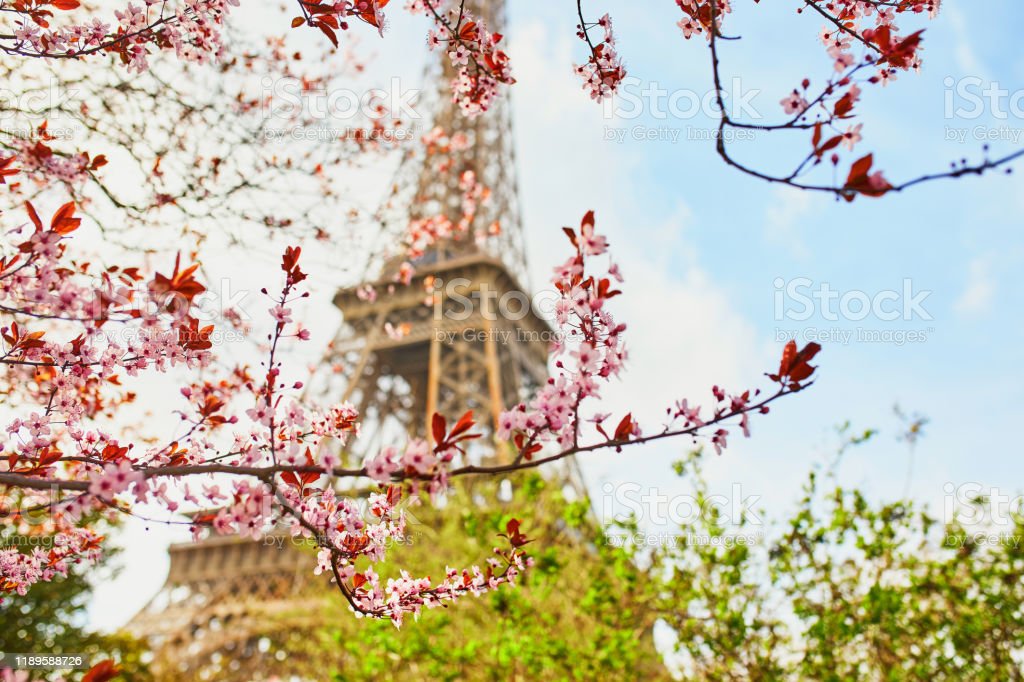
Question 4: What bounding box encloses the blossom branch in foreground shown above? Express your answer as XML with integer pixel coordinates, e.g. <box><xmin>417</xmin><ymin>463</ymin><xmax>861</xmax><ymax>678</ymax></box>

<box><xmin>574</xmin><ymin>4</ymin><xmax>625</xmax><ymax>102</ymax></box>
<box><xmin>407</xmin><ymin>0</ymin><xmax>515</xmax><ymax>116</ymax></box>
<box><xmin>0</xmin><ymin>164</ymin><xmax>818</xmax><ymax>623</ymax></box>
<box><xmin>687</xmin><ymin>0</ymin><xmax>1021</xmax><ymax>199</ymax></box>
<box><xmin>0</xmin><ymin>0</ymin><xmax>388</xmax><ymax>71</ymax></box>
<box><xmin>5</xmin><ymin>0</ymin><xmax>1021</xmax><ymax>194</ymax></box>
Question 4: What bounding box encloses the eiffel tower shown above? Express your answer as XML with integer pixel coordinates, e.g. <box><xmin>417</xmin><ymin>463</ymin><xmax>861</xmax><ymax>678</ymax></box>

<box><xmin>126</xmin><ymin>2</ymin><xmax>580</xmax><ymax>679</ymax></box>
<box><xmin>330</xmin><ymin>0</ymin><xmax>550</xmax><ymax>460</ymax></box>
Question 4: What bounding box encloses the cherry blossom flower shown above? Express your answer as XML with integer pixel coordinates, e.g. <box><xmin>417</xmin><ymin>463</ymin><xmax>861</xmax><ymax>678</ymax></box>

<box><xmin>842</xmin><ymin>124</ymin><xmax>863</xmax><ymax>151</ymax></box>
<box><xmin>780</xmin><ymin>90</ymin><xmax>809</xmax><ymax>115</ymax></box>
<box><xmin>88</xmin><ymin>460</ymin><xmax>144</xmax><ymax>502</ymax></box>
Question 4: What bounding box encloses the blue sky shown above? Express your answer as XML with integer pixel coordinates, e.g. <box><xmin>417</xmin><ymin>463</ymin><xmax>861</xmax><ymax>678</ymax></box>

<box><xmin>498</xmin><ymin>0</ymin><xmax>1024</xmax><ymax>511</ymax></box>
<box><xmin>88</xmin><ymin>0</ymin><xmax>1024</xmax><ymax>629</ymax></box>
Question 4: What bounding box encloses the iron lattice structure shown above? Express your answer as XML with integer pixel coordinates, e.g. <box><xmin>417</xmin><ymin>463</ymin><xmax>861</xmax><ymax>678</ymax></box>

<box><xmin>128</xmin><ymin>3</ymin><xmax>587</xmax><ymax>677</ymax></box>
<box><xmin>126</xmin><ymin>534</ymin><xmax>328</xmax><ymax>680</ymax></box>
<box><xmin>332</xmin><ymin>0</ymin><xmax>552</xmax><ymax>463</ymax></box>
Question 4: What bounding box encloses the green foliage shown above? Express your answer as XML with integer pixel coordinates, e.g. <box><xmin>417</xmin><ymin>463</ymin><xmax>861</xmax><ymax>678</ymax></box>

<box><xmin>656</xmin><ymin>438</ymin><xmax>1024</xmax><ymax>681</ymax></box>
<box><xmin>141</xmin><ymin>418</ymin><xmax>1024</xmax><ymax>681</ymax></box>
<box><xmin>285</xmin><ymin>473</ymin><xmax>672</xmax><ymax>681</ymax></box>
<box><xmin>0</xmin><ymin>521</ymin><xmax>151</xmax><ymax>681</ymax></box>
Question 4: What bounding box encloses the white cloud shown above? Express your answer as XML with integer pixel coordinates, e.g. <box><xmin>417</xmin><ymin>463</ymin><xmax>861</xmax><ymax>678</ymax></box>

<box><xmin>510</xmin><ymin>20</ymin><xmax>765</xmax><ymax>492</ymax></box>
<box><xmin>954</xmin><ymin>256</ymin><xmax>996</xmax><ymax>316</ymax></box>
<box><xmin>764</xmin><ymin>186</ymin><xmax>814</xmax><ymax>260</ymax></box>
<box><xmin>945</xmin><ymin>6</ymin><xmax>988</xmax><ymax>78</ymax></box>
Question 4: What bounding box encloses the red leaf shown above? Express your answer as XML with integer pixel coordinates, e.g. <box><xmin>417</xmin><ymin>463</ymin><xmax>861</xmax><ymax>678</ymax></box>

<box><xmin>50</xmin><ymin>201</ymin><xmax>80</xmax><ymax>234</ymax></box>
<box><xmin>317</xmin><ymin>13</ymin><xmax>339</xmax><ymax>29</ymax></box>
<box><xmin>770</xmin><ymin>341</ymin><xmax>821</xmax><ymax>387</ymax></box>
<box><xmin>177</xmin><ymin>318</ymin><xmax>214</xmax><ymax>352</ymax></box>
<box><xmin>848</xmin><ymin>153</ymin><xmax>874</xmax><ymax>181</ymax></box>
<box><xmin>815</xmin><ymin>135</ymin><xmax>843</xmax><ymax>158</ymax></box>
<box><xmin>597</xmin><ymin>278</ymin><xmax>621</xmax><ymax>299</ymax></box>
<box><xmin>777</xmin><ymin>339</ymin><xmax>797</xmax><ymax>377</ymax></box>
<box><xmin>82</xmin><ymin>660</ymin><xmax>121</xmax><ymax>682</ymax></box>
<box><xmin>0</xmin><ymin>155</ymin><xmax>19</xmax><ymax>183</ymax></box>
<box><xmin>613</xmin><ymin>413</ymin><xmax>634</xmax><ymax>441</ymax></box>
<box><xmin>37</xmin><ymin>447</ymin><xmax>63</xmax><ymax>467</ymax></box>
<box><xmin>281</xmin><ymin>245</ymin><xmax>307</xmax><ymax>283</ymax></box>
<box><xmin>843</xmin><ymin>154</ymin><xmax>892</xmax><ymax>200</ymax></box>
<box><xmin>151</xmin><ymin>254</ymin><xmax>206</xmax><ymax>315</ymax></box>
<box><xmin>25</xmin><ymin>201</ymin><xmax>43</xmax><ymax>232</ymax></box>
<box><xmin>787</xmin><ymin>342</ymin><xmax>822</xmax><ymax>383</ymax></box>
<box><xmin>431</xmin><ymin>412</ymin><xmax>446</xmax><ymax>445</ymax></box>
<box><xmin>502</xmin><ymin>518</ymin><xmax>531</xmax><ymax>548</ymax></box>
<box><xmin>282</xmin><ymin>245</ymin><xmax>301</xmax><ymax>272</ymax></box>
<box><xmin>458</xmin><ymin>20</ymin><xmax>478</xmax><ymax>41</ymax></box>
<box><xmin>833</xmin><ymin>92</ymin><xmax>855</xmax><ymax>118</ymax></box>
<box><xmin>449</xmin><ymin>410</ymin><xmax>475</xmax><ymax>438</ymax></box>
<box><xmin>317</xmin><ymin>22</ymin><xmax>338</xmax><ymax>47</ymax></box>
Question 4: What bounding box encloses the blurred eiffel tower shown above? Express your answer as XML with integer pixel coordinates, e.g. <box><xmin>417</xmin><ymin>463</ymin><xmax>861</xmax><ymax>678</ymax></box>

<box><xmin>127</xmin><ymin>2</ymin><xmax>588</xmax><ymax>679</ymax></box>
<box><xmin>329</xmin><ymin>1</ymin><xmax>550</xmax><ymax>462</ymax></box>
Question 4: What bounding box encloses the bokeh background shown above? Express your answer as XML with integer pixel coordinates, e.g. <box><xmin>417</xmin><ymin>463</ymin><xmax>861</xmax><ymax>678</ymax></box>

<box><xmin>87</xmin><ymin>0</ymin><xmax>1024</xmax><ymax>638</ymax></box>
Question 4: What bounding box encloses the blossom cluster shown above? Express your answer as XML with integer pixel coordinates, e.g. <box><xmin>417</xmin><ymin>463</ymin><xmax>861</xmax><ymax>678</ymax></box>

<box><xmin>0</xmin><ymin>166</ymin><xmax>213</xmax><ymax>592</ymax></box>
<box><xmin>401</xmin><ymin>169</ymin><xmax>489</xmax><ymax>261</ymax></box>
<box><xmin>675</xmin><ymin>0</ymin><xmax>731</xmax><ymax>40</ymax></box>
<box><xmin>788</xmin><ymin>0</ymin><xmax>933</xmax><ymax>127</ymax></box>
<box><xmin>0</xmin><ymin>171</ymin><xmax>527</xmax><ymax>622</ymax></box>
<box><xmin>0</xmin><ymin>521</ymin><xmax>102</xmax><ymax>596</ymax></box>
<box><xmin>408</xmin><ymin>0</ymin><xmax>515</xmax><ymax>115</ymax></box>
<box><xmin>9</xmin><ymin>130</ymin><xmax>105</xmax><ymax>188</ymax></box>
<box><xmin>0</xmin><ymin>153</ymin><xmax>814</xmax><ymax>623</ymax></box>
<box><xmin>364</xmin><ymin>210</ymin><xmax>805</xmax><ymax>495</ymax></box>
<box><xmin>294</xmin><ymin>486</ymin><xmax>530</xmax><ymax>627</ymax></box>
<box><xmin>666</xmin><ymin>0</ymin><xmax>944</xmax><ymax>198</ymax></box>
<box><xmin>785</xmin><ymin>0</ymin><xmax>936</xmax><ymax>195</ymax></box>
<box><xmin>574</xmin><ymin>13</ymin><xmax>626</xmax><ymax>102</ymax></box>
<box><xmin>7</xmin><ymin>0</ymin><xmax>240</xmax><ymax>73</ymax></box>
<box><xmin>497</xmin><ymin>210</ymin><xmax>626</xmax><ymax>450</ymax></box>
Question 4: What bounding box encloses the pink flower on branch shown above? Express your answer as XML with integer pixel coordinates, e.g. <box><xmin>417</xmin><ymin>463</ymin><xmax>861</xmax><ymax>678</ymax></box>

<box><xmin>0</xmin><ymin>154</ymin><xmax>817</xmax><ymax>623</ymax></box>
